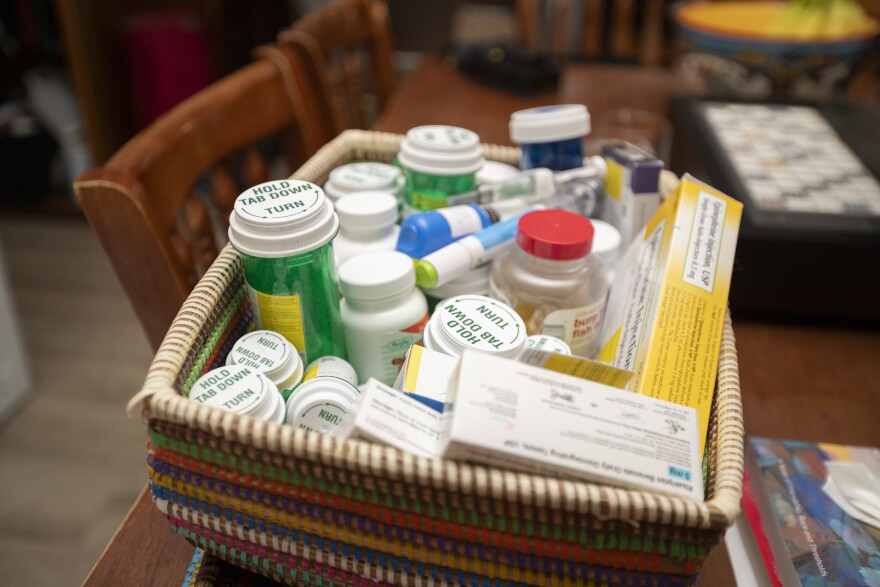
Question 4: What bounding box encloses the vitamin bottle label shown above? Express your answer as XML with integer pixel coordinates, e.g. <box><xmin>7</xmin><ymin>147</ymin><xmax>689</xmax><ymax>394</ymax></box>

<box><xmin>541</xmin><ymin>298</ymin><xmax>606</xmax><ymax>358</ymax></box>
<box><xmin>375</xmin><ymin>314</ymin><xmax>429</xmax><ymax>383</ymax></box>
<box><xmin>248</xmin><ymin>286</ymin><xmax>307</xmax><ymax>364</ymax></box>
<box><xmin>409</xmin><ymin>190</ymin><xmax>449</xmax><ymax>211</ymax></box>
<box><xmin>437</xmin><ymin>206</ymin><xmax>484</xmax><ymax>238</ymax></box>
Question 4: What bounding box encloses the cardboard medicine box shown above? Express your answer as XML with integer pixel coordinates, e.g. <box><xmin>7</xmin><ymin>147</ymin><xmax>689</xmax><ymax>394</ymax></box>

<box><xmin>597</xmin><ymin>174</ymin><xmax>742</xmax><ymax>455</ymax></box>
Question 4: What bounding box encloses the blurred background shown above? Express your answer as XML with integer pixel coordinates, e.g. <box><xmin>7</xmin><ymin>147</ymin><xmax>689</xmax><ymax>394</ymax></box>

<box><xmin>0</xmin><ymin>0</ymin><xmax>878</xmax><ymax>584</ymax></box>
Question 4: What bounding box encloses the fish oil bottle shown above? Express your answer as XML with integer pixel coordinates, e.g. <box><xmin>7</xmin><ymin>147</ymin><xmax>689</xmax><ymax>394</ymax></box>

<box><xmin>490</xmin><ymin>209</ymin><xmax>608</xmax><ymax>358</ymax></box>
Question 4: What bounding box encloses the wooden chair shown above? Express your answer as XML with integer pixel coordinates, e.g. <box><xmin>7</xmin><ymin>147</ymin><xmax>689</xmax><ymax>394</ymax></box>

<box><xmin>278</xmin><ymin>0</ymin><xmax>397</xmax><ymax>133</ymax></box>
<box><xmin>74</xmin><ymin>44</ymin><xmax>336</xmax><ymax>351</ymax></box>
<box><xmin>516</xmin><ymin>0</ymin><xmax>668</xmax><ymax>66</ymax></box>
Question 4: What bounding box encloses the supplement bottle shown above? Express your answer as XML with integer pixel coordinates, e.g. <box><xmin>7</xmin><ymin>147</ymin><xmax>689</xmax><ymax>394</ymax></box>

<box><xmin>490</xmin><ymin>209</ymin><xmax>608</xmax><ymax>358</ymax></box>
<box><xmin>286</xmin><ymin>356</ymin><xmax>360</xmax><ymax>436</ymax></box>
<box><xmin>339</xmin><ymin>251</ymin><xmax>428</xmax><ymax>385</ymax></box>
<box><xmin>228</xmin><ymin>180</ymin><xmax>346</xmax><ymax>365</ymax></box>
<box><xmin>397</xmin><ymin>125</ymin><xmax>484</xmax><ymax>215</ymax></box>
<box><xmin>422</xmin><ymin>294</ymin><xmax>527</xmax><ymax>360</ymax></box>
<box><xmin>189</xmin><ymin>365</ymin><xmax>285</xmax><ymax>423</ymax></box>
<box><xmin>225</xmin><ymin>330</ymin><xmax>303</xmax><ymax>402</ymax></box>
<box><xmin>333</xmin><ymin>192</ymin><xmax>400</xmax><ymax>266</ymax></box>
<box><xmin>396</xmin><ymin>204</ymin><xmax>499</xmax><ymax>259</ymax></box>
<box><xmin>510</xmin><ymin>105</ymin><xmax>591</xmax><ymax>171</ymax></box>
<box><xmin>323</xmin><ymin>162</ymin><xmax>404</xmax><ymax>206</ymax></box>
<box><xmin>421</xmin><ymin>263</ymin><xmax>491</xmax><ymax>313</ymax></box>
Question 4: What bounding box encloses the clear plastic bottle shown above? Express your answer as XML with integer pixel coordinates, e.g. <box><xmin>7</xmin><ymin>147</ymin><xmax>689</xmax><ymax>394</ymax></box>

<box><xmin>490</xmin><ymin>209</ymin><xmax>608</xmax><ymax>358</ymax></box>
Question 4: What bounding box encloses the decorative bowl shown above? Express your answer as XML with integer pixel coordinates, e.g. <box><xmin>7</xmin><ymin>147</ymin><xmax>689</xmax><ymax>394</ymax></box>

<box><xmin>673</xmin><ymin>1</ymin><xmax>879</xmax><ymax>99</ymax></box>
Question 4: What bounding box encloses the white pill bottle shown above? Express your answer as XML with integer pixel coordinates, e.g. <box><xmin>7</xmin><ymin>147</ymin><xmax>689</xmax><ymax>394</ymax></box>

<box><xmin>339</xmin><ymin>251</ymin><xmax>429</xmax><ymax>385</ymax></box>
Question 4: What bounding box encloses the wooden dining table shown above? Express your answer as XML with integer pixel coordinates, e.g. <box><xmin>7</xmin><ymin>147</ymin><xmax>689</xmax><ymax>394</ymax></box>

<box><xmin>82</xmin><ymin>56</ymin><xmax>880</xmax><ymax>586</ymax></box>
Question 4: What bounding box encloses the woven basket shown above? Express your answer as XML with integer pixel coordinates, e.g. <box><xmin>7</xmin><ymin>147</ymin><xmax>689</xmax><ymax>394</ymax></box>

<box><xmin>133</xmin><ymin>130</ymin><xmax>744</xmax><ymax>587</ymax></box>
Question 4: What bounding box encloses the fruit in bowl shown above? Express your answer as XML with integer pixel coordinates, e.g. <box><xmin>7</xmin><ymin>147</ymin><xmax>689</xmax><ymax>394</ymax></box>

<box><xmin>674</xmin><ymin>0</ymin><xmax>879</xmax><ymax>99</ymax></box>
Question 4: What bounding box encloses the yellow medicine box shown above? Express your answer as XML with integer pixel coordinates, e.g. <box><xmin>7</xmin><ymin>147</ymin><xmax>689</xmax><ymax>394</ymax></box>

<box><xmin>598</xmin><ymin>174</ymin><xmax>742</xmax><ymax>455</ymax></box>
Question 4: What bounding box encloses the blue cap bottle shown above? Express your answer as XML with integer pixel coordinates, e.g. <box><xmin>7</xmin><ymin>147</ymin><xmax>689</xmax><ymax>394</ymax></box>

<box><xmin>396</xmin><ymin>204</ymin><xmax>500</xmax><ymax>259</ymax></box>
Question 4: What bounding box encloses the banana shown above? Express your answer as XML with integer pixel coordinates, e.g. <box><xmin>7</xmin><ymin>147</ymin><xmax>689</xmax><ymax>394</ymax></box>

<box><xmin>824</xmin><ymin>0</ymin><xmax>871</xmax><ymax>38</ymax></box>
<box><xmin>769</xmin><ymin>0</ymin><xmax>871</xmax><ymax>39</ymax></box>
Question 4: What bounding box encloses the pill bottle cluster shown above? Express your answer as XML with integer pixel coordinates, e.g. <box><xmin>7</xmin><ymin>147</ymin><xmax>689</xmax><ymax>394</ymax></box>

<box><xmin>189</xmin><ymin>105</ymin><xmax>670</xmax><ymax>438</ymax></box>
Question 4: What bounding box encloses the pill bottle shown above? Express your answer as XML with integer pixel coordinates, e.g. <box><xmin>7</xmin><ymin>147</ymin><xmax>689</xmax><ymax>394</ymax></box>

<box><xmin>333</xmin><ymin>192</ymin><xmax>400</xmax><ymax>266</ymax></box>
<box><xmin>527</xmin><ymin>334</ymin><xmax>572</xmax><ymax>355</ymax></box>
<box><xmin>421</xmin><ymin>263</ymin><xmax>491</xmax><ymax>313</ymax></box>
<box><xmin>589</xmin><ymin>219</ymin><xmax>622</xmax><ymax>282</ymax></box>
<box><xmin>476</xmin><ymin>160</ymin><xmax>520</xmax><ymax>186</ymax></box>
<box><xmin>225</xmin><ymin>330</ymin><xmax>303</xmax><ymax>402</ymax></box>
<box><xmin>228</xmin><ymin>180</ymin><xmax>346</xmax><ymax>365</ymax></box>
<box><xmin>323</xmin><ymin>162</ymin><xmax>404</xmax><ymax>206</ymax></box>
<box><xmin>510</xmin><ymin>105</ymin><xmax>591</xmax><ymax>171</ymax></box>
<box><xmin>286</xmin><ymin>356</ymin><xmax>360</xmax><ymax>436</ymax></box>
<box><xmin>490</xmin><ymin>209</ymin><xmax>608</xmax><ymax>358</ymax></box>
<box><xmin>189</xmin><ymin>365</ymin><xmax>285</xmax><ymax>423</ymax></box>
<box><xmin>397</xmin><ymin>125</ymin><xmax>484</xmax><ymax>215</ymax></box>
<box><xmin>339</xmin><ymin>251</ymin><xmax>428</xmax><ymax>385</ymax></box>
<box><xmin>396</xmin><ymin>204</ymin><xmax>499</xmax><ymax>259</ymax></box>
<box><xmin>422</xmin><ymin>294</ymin><xmax>527</xmax><ymax>360</ymax></box>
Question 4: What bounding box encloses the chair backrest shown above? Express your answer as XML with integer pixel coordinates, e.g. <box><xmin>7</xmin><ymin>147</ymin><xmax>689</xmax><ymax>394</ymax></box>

<box><xmin>516</xmin><ymin>0</ymin><xmax>667</xmax><ymax>66</ymax></box>
<box><xmin>278</xmin><ymin>0</ymin><xmax>397</xmax><ymax>132</ymax></box>
<box><xmin>74</xmin><ymin>44</ymin><xmax>336</xmax><ymax>351</ymax></box>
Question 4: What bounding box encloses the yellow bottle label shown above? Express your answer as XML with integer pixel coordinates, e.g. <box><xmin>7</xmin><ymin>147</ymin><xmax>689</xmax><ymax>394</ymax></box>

<box><xmin>252</xmin><ymin>289</ymin><xmax>306</xmax><ymax>362</ymax></box>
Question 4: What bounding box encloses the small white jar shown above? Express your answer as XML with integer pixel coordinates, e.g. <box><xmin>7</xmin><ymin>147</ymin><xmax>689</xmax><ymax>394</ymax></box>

<box><xmin>423</xmin><ymin>294</ymin><xmax>527</xmax><ymax>359</ymax></box>
<box><xmin>226</xmin><ymin>330</ymin><xmax>303</xmax><ymax>402</ymax></box>
<box><xmin>333</xmin><ymin>192</ymin><xmax>400</xmax><ymax>266</ymax></box>
<box><xmin>286</xmin><ymin>356</ymin><xmax>360</xmax><ymax>436</ymax></box>
<box><xmin>323</xmin><ymin>162</ymin><xmax>404</xmax><ymax>205</ymax></box>
<box><xmin>189</xmin><ymin>365</ymin><xmax>285</xmax><ymax>423</ymax></box>
<box><xmin>527</xmin><ymin>334</ymin><xmax>572</xmax><ymax>355</ymax></box>
<box><xmin>339</xmin><ymin>251</ymin><xmax>428</xmax><ymax>385</ymax></box>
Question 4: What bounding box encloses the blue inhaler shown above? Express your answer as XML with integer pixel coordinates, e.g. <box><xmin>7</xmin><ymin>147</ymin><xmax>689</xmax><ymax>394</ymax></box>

<box><xmin>396</xmin><ymin>204</ymin><xmax>498</xmax><ymax>258</ymax></box>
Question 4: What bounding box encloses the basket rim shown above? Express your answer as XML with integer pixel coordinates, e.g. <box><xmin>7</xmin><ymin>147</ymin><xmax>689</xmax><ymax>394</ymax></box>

<box><xmin>131</xmin><ymin>129</ymin><xmax>744</xmax><ymax>531</ymax></box>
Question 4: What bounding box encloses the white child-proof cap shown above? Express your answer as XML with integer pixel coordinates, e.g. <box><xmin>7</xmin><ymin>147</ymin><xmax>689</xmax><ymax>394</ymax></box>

<box><xmin>339</xmin><ymin>251</ymin><xmax>415</xmax><ymax>301</ymax></box>
<box><xmin>509</xmin><ymin>104</ymin><xmax>591</xmax><ymax>144</ymax></box>
<box><xmin>476</xmin><ymin>160</ymin><xmax>520</xmax><ymax>186</ymax></box>
<box><xmin>228</xmin><ymin>179</ymin><xmax>338</xmax><ymax>258</ymax></box>
<box><xmin>527</xmin><ymin>334</ymin><xmax>572</xmax><ymax>355</ymax></box>
<box><xmin>424</xmin><ymin>294</ymin><xmax>527</xmax><ymax>359</ymax></box>
<box><xmin>301</xmin><ymin>356</ymin><xmax>359</xmax><ymax>388</ymax></box>
<box><xmin>225</xmin><ymin>330</ymin><xmax>303</xmax><ymax>394</ymax></box>
<box><xmin>285</xmin><ymin>376</ymin><xmax>359</xmax><ymax>436</ymax></box>
<box><xmin>324</xmin><ymin>162</ymin><xmax>403</xmax><ymax>203</ymax></box>
<box><xmin>589</xmin><ymin>219</ymin><xmax>622</xmax><ymax>269</ymax></box>
<box><xmin>398</xmin><ymin>125</ymin><xmax>484</xmax><ymax>176</ymax></box>
<box><xmin>334</xmin><ymin>192</ymin><xmax>398</xmax><ymax>233</ymax></box>
<box><xmin>189</xmin><ymin>365</ymin><xmax>285</xmax><ymax>423</ymax></box>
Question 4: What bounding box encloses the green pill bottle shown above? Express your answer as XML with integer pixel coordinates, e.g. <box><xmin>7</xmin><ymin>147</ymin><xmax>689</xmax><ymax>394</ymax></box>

<box><xmin>228</xmin><ymin>179</ymin><xmax>346</xmax><ymax>365</ymax></box>
<box><xmin>397</xmin><ymin>125</ymin><xmax>484</xmax><ymax>218</ymax></box>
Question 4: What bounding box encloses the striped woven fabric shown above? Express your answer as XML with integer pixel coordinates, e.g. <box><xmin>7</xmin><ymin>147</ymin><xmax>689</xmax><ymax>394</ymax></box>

<box><xmin>133</xmin><ymin>131</ymin><xmax>745</xmax><ymax>587</ymax></box>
